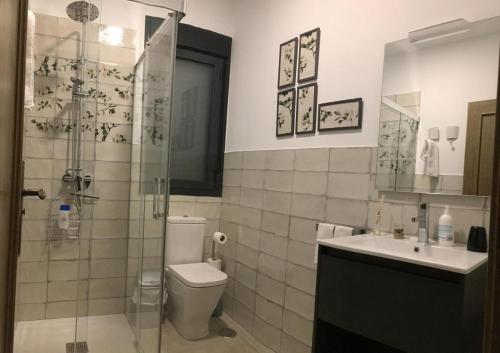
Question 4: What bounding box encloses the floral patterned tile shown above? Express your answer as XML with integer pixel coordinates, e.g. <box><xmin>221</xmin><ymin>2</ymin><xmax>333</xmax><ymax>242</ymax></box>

<box><xmin>88</xmin><ymin>83</ymin><xmax>134</xmax><ymax>106</ymax></box>
<box><xmin>95</xmin><ymin>123</ymin><xmax>132</xmax><ymax>143</ymax></box>
<box><xmin>34</xmin><ymin>77</ymin><xmax>57</xmax><ymax>98</ymax></box>
<box><xmin>96</xmin><ymin>103</ymin><xmax>132</xmax><ymax>124</ymax></box>
<box><xmin>55</xmin><ymin>59</ymin><xmax>99</xmax><ymax>85</ymax></box>
<box><xmin>98</xmin><ymin>64</ymin><xmax>135</xmax><ymax>86</ymax></box>
<box><xmin>31</xmin><ymin>97</ymin><xmax>58</xmax><ymax>118</ymax></box>
<box><xmin>34</xmin><ymin>55</ymin><xmax>58</xmax><ymax>78</ymax></box>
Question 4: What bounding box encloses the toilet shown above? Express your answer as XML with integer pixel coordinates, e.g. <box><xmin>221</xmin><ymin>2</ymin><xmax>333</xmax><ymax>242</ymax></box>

<box><xmin>164</xmin><ymin>216</ymin><xmax>227</xmax><ymax>340</ymax></box>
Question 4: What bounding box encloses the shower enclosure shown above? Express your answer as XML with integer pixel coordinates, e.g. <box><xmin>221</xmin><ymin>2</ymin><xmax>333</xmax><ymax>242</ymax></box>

<box><xmin>14</xmin><ymin>1</ymin><xmax>183</xmax><ymax>353</ymax></box>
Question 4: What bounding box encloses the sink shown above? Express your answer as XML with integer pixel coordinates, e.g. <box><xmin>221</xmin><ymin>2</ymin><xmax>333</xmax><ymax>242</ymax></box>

<box><xmin>317</xmin><ymin>234</ymin><xmax>488</xmax><ymax>274</ymax></box>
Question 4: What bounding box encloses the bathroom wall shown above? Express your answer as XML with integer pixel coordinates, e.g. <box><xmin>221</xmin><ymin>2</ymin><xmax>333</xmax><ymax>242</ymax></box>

<box><xmin>219</xmin><ymin>148</ymin><xmax>489</xmax><ymax>353</ymax></box>
<box><xmin>225</xmin><ymin>0</ymin><xmax>500</xmax><ymax>152</ymax></box>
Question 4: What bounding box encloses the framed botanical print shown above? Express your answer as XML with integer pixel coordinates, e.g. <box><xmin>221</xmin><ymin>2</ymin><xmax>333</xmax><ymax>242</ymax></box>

<box><xmin>277</xmin><ymin>38</ymin><xmax>298</xmax><ymax>89</ymax></box>
<box><xmin>298</xmin><ymin>28</ymin><xmax>320</xmax><ymax>83</ymax></box>
<box><xmin>296</xmin><ymin>83</ymin><xmax>317</xmax><ymax>134</ymax></box>
<box><xmin>318</xmin><ymin>98</ymin><xmax>363</xmax><ymax>131</ymax></box>
<box><xmin>276</xmin><ymin>88</ymin><xmax>296</xmax><ymax>137</ymax></box>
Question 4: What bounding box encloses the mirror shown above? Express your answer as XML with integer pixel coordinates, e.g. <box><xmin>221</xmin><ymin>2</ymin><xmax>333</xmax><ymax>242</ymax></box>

<box><xmin>376</xmin><ymin>16</ymin><xmax>500</xmax><ymax>196</ymax></box>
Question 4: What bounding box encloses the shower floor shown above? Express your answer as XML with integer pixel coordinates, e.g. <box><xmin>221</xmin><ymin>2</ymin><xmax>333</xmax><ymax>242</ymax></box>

<box><xmin>14</xmin><ymin>314</ymin><xmax>137</xmax><ymax>353</ymax></box>
<box><xmin>14</xmin><ymin>313</ymin><xmax>264</xmax><ymax>353</ymax></box>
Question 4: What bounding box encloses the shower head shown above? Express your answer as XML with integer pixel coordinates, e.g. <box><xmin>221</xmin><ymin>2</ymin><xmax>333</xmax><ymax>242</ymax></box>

<box><xmin>66</xmin><ymin>1</ymin><xmax>99</xmax><ymax>23</ymax></box>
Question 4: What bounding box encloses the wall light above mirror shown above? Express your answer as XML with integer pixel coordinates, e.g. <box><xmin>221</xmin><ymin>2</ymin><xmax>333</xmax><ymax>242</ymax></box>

<box><xmin>376</xmin><ymin>16</ymin><xmax>500</xmax><ymax>196</ymax></box>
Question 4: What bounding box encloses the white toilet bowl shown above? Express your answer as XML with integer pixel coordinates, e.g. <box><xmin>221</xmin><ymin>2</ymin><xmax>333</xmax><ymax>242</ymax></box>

<box><xmin>166</xmin><ymin>262</ymin><xmax>227</xmax><ymax>340</ymax></box>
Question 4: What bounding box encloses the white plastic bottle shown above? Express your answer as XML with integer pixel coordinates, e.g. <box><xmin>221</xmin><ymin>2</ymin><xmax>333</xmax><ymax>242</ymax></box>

<box><xmin>438</xmin><ymin>205</ymin><xmax>454</xmax><ymax>246</ymax></box>
<box><xmin>58</xmin><ymin>204</ymin><xmax>71</xmax><ymax>229</ymax></box>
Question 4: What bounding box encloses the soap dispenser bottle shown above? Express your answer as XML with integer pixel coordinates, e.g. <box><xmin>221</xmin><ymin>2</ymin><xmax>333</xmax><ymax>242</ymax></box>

<box><xmin>438</xmin><ymin>205</ymin><xmax>454</xmax><ymax>246</ymax></box>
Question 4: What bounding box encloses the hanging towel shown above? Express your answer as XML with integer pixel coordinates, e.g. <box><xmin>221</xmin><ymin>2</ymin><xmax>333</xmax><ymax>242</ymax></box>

<box><xmin>314</xmin><ymin>223</ymin><xmax>354</xmax><ymax>264</ymax></box>
<box><xmin>420</xmin><ymin>139</ymin><xmax>439</xmax><ymax>177</ymax></box>
<box><xmin>314</xmin><ymin>223</ymin><xmax>335</xmax><ymax>264</ymax></box>
<box><xmin>25</xmin><ymin>9</ymin><xmax>36</xmax><ymax>109</ymax></box>
<box><xmin>334</xmin><ymin>225</ymin><xmax>354</xmax><ymax>238</ymax></box>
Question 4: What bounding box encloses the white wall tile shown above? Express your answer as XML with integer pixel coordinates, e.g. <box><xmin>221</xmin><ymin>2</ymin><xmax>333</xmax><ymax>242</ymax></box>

<box><xmin>234</xmin><ymin>281</ymin><xmax>256</xmax><ymax>311</ymax></box>
<box><xmin>243</xmin><ymin>151</ymin><xmax>267</xmax><ymax>170</ymax></box>
<box><xmin>285</xmin><ymin>263</ymin><xmax>316</xmax><ymax>296</ymax></box>
<box><xmin>282</xmin><ymin>310</ymin><xmax>313</xmax><ymax>346</ymax></box>
<box><xmin>253</xmin><ymin>315</ymin><xmax>282</xmax><ymax>352</ymax></box>
<box><xmin>284</xmin><ymin>287</ymin><xmax>315</xmax><ymax>320</ymax></box>
<box><xmin>289</xmin><ymin>217</ymin><xmax>317</xmax><ymax>245</ymax></box>
<box><xmin>266</xmin><ymin>150</ymin><xmax>295</xmax><ymax>171</ymax></box>
<box><xmin>258</xmin><ymin>253</ymin><xmax>286</xmax><ymax>282</ymax></box>
<box><xmin>242</xmin><ymin>170</ymin><xmax>265</xmax><ymax>189</ymax></box>
<box><xmin>327</xmin><ymin>173</ymin><xmax>370</xmax><ymax>200</ymax></box>
<box><xmin>265</xmin><ymin>171</ymin><xmax>294</xmax><ymax>192</ymax></box>
<box><xmin>260</xmin><ymin>232</ymin><xmax>288</xmax><ymax>260</ymax></box>
<box><xmin>261</xmin><ymin>211</ymin><xmax>290</xmax><ymax>237</ymax></box>
<box><xmin>256</xmin><ymin>274</ymin><xmax>285</xmax><ymax>306</ymax></box>
<box><xmin>290</xmin><ymin>194</ymin><xmax>325</xmax><ymax>220</ymax></box>
<box><xmin>292</xmin><ymin>171</ymin><xmax>328</xmax><ymax>196</ymax></box>
<box><xmin>287</xmin><ymin>241</ymin><xmax>316</xmax><ymax>270</ymax></box>
<box><xmin>263</xmin><ymin>191</ymin><xmax>292</xmax><ymax>215</ymax></box>
<box><xmin>294</xmin><ymin>149</ymin><xmax>329</xmax><ymax>171</ymax></box>
<box><xmin>255</xmin><ymin>295</ymin><xmax>283</xmax><ymax>329</ymax></box>
<box><xmin>325</xmin><ymin>198</ymin><xmax>368</xmax><ymax>227</ymax></box>
<box><xmin>330</xmin><ymin>147</ymin><xmax>371</xmax><ymax>173</ymax></box>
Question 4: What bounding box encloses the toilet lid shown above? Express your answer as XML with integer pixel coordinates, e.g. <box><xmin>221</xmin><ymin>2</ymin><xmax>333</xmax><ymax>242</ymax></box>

<box><xmin>168</xmin><ymin>263</ymin><xmax>227</xmax><ymax>288</ymax></box>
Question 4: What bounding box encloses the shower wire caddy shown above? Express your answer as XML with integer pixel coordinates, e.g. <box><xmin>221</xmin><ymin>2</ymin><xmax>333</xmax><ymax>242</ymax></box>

<box><xmin>47</xmin><ymin>195</ymin><xmax>82</xmax><ymax>241</ymax></box>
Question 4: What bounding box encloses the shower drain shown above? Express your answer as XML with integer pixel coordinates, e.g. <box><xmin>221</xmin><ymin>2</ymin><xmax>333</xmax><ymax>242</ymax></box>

<box><xmin>66</xmin><ymin>341</ymin><xmax>89</xmax><ymax>353</ymax></box>
<box><xmin>218</xmin><ymin>327</ymin><xmax>237</xmax><ymax>338</ymax></box>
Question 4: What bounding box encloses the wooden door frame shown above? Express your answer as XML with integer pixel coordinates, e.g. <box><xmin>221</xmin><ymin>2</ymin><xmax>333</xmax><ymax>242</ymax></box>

<box><xmin>3</xmin><ymin>0</ymin><xmax>28</xmax><ymax>352</ymax></box>
<box><xmin>484</xmin><ymin>50</ymin><xmax>500</xmax><ymax>353</ymax></box>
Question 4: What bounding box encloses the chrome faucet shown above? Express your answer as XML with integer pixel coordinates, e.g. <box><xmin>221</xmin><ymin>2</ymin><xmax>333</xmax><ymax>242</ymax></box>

<box><xmin>417</xmin><ymin>203</ymin><xmax>430</xmax><ymax>243</ymax></box>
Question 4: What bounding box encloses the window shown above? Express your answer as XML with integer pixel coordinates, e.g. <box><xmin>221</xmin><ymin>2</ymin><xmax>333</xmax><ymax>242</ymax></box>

<box><xmin>145</xmin><ymin>18</ymin><xmax>231</xmax><ymax>196</ymax></box>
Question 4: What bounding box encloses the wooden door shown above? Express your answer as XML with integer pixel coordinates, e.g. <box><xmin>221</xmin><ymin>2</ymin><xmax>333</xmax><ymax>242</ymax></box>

<box><xmin>0</xmin><ymin>0</ymin><xmax>28</xmax><ymax>352</ymax></box>
<box><xmin>463</xmin><ymin>99</ymin><xmax>497</xmax><ymax>196</ymax></box>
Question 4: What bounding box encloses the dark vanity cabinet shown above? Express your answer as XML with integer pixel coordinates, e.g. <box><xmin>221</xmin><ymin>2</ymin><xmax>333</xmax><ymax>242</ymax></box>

<box><xmin>312</xmin><ymin>245</ymin><xmax>487</xmax><ymax>353</ymax></box>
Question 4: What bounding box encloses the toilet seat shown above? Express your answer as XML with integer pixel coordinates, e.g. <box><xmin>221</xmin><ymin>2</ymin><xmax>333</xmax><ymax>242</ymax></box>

<box><xmin>168</xmin><ymin>262</ymin><xmax>227</xmax><ymax>288</ymax></box>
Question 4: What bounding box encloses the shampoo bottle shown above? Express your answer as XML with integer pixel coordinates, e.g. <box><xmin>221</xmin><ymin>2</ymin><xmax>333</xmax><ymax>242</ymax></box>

<box><xmin>438</xmin><ymin>206</ymin><xmax>454</xmax><ymax>246</ymax></box>
<box><xmin>58</xmin><ymin>204</ymin><xmax>71</xmax><ymax>229</ymax></box>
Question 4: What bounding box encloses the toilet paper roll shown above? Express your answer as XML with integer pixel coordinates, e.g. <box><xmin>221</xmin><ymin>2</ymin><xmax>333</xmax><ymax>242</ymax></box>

<box><xmin>213</xmin><ymin>232</ymin><xmax>228</xmax><ymax>245</ymax></box>
<box><xmin>207</xmin><ymin>258</ymin><xmax>222</xmax><ymax>270</ymax></box>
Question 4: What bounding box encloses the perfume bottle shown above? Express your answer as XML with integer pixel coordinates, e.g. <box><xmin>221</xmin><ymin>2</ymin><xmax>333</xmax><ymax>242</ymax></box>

<box><xmin>374</xmin><ymin>195</ymin><xmax>385</xmax><ymax>235</ymax></box>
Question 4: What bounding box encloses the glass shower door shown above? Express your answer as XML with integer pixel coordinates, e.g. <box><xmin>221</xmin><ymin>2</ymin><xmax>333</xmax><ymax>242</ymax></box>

<box><xmin>127</xmin><ymin>13</ymin><xmax>179</xmax><ymax>353</ymax></box>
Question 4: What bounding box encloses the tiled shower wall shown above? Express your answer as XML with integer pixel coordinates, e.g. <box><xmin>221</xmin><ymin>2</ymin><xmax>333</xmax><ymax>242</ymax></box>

<box><xmin>219</xmin><ymin>147</ymin><xmax>490</xmax><ymax>353</ymax></box>
<box><xmin>16</xmin><ymin>13</ymin><xmax>138</xmax><ymax>321</ymax></box>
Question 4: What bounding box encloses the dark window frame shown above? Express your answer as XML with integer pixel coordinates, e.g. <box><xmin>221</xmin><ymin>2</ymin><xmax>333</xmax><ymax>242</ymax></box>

<box><xmin>145</xmin><ymin>18</ymin><xmax>231</xmax><ymax>197</ymax></box>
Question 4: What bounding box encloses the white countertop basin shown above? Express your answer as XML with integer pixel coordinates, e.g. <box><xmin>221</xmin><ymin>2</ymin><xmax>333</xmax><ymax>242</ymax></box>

<box><xmin>318</xmin><ymin>234</ymin><xmax>488</xmax><ymax>274</ymax></box>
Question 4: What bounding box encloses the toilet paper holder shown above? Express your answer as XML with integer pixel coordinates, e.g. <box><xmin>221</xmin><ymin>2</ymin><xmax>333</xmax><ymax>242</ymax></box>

<box><xmin>211</xmin><ymin>232</ymin><xmax>228</xmax><ymax>259</ymax></box>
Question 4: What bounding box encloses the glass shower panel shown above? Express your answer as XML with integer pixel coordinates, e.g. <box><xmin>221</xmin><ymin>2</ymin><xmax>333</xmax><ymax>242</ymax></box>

<box><xmin>127</xmin><ymin>12</ymin><xmax>178</xmax><ymax>353</ymax></box>
<box><xmin>376</xmin><ymin>100</ymin><xmax>419</xmax><ymax>191</ymax></box>
<box><xmin>15</xmin><ymin>1</ymin><xmax>181</xmax><ymax>353</ymax></box>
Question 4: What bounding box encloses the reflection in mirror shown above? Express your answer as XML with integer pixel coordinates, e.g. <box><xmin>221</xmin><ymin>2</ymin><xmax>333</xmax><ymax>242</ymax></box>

<box><xmin>376</xmin><ymin>16</ymin><xmax>500</xmax><ymax>196</ymax></box>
